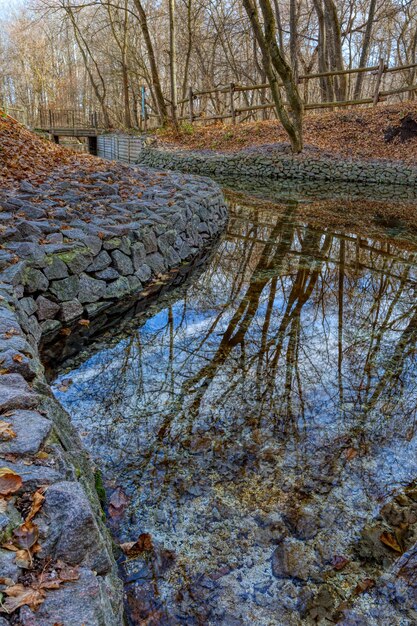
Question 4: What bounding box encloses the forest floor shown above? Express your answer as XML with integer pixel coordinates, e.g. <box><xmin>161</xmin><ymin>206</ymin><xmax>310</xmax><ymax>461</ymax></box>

<box><xmin>0</xmin><ymin>111</ymin><xmax>100</xmax><ymax>188</ymax></box>
<box><xmin>156</xmin><ymin>102</ymin><xmax>417</xmax><ymax>163</ymax></box>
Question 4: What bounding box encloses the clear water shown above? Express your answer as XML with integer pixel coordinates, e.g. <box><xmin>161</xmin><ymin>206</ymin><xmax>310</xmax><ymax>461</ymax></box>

<box><xmin>52</xmin><ymin>190</ymin><xmax>417</xmax><ymax>625</ymax></box>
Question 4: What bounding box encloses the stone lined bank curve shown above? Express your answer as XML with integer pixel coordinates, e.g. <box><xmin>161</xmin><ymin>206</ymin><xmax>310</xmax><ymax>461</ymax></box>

<box><xmin>136</xmin><ymin>143</ymin><xmax>417</xmax><ymax>187</ymax></box>
<box><xmin>0</xmin><ymin>162</ymin><xmax>227</xmax><ymax>625</ymax></box>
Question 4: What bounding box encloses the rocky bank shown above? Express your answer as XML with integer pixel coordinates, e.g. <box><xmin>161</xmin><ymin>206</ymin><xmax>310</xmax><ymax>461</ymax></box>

<box><xmin>136</xmin><ymin>143</ymin><xmax>417</xmax><ymax>187</ymax></box>
<box><xmin>0</xmin><ymin>159</ymin><xmax>227</xmax><ymax>624</ymax></box>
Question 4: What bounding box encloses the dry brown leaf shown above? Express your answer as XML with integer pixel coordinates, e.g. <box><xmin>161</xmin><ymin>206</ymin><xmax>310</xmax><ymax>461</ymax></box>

<box><xmin>12</xmin><ymin>354</ymin><xmax>23</xmax><ymax>363</ymax></box>
<box><xmin>13</xmin><ymin>520</ymin><xmax>39</xmax><ymax>550</ymax></box>
<box><xmin>354</xmin><ymin>578</ymin><xmax>375</xmax><ymax>595</ymax></box>
<box><xmin>108</xmin><ymin>486</ymin><xmax>129</xmax><ymax>519</ymax></box>
<box><xmin>14</xmin><ymin>549</ymin><xmax>32</xmax><ymax>569</ymax></box>
<box><xmin>344</xmin><ymin>447</ymin><xmax>357</xmax><ymax>461</ymax></box>
<box><xmin>0</xmin><ymin>468</ymin><xmax>22</xmax><ymax>495</ymax></box>
<box><xmin>0</xmin><ymin>420</ymin><xmax>16</xmax><ymax>441</ymax></box>
<box><xmin>55</xmin><ymin>560</ymin><xmax>80</xmax><ymax>582</ymax></box>
<box><xmin>120</xmin><ymin>533</ymin><xmax>153</xmax><ymax>557</ymax></box>
<box><xmin>25</xmin><ymin>489</ymin><xmax>45</xmax><ymax>522</ymax></box>
<box><xmin>0</xmin><ymin>583</ymin><xmax>45</xmax><ymax>613</ymax></box>
<box><xmin>3</xmin><ymin>328</ymin><xmax>19</xmax><ymax>339</ymax></box>
<box><xmin>380</xmin><ymin>531</ymin><xmax>403</xmax><ymax>553</ymax></box>
<box><xmin>331</xmin><ymin>555</ymin><xmax>349</xmax><ymax>571</ymax></box>
<box><xmin>78</xmin><ymin>319</ymin><xmax>90</xmax><ymax>326</ymax></box>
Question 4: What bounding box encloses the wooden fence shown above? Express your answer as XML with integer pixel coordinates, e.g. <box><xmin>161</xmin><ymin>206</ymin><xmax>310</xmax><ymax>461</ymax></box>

<box><xmin>168</xmin><ymin>58</ymin><xmax>417</xmax><ymax>125</ymax></box>
<box><xmin>22</xmin><ymin>58</ymin><xmax>417</xmax><ymax>133</ymax></box>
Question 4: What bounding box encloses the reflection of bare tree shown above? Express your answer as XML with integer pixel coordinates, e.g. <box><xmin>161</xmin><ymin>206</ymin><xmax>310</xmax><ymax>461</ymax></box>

<box><xmin>54</xmin><ymin>197</ymin><xmax>417</xmax><ymax>626</ymax></box>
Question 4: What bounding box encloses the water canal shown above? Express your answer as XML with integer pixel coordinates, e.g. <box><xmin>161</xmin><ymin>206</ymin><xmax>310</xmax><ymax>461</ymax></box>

<box><xmin>48</xmin><ymin>181</ymin><xmax>417</xmax><ymax>625</ymax></box>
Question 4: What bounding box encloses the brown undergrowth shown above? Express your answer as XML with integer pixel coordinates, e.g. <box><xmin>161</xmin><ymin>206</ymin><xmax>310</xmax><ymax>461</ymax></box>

<box><xmin>156</xmin><ymin>102</ymin><xmax>417</xmax><ymax>163</ymax></box>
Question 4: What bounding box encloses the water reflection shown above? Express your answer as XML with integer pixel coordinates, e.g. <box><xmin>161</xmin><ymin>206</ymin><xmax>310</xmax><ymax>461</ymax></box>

<box><xmin>53</xmin><ymin>197</ymin><xmax>417</xmax><ymax>625</ymax></box>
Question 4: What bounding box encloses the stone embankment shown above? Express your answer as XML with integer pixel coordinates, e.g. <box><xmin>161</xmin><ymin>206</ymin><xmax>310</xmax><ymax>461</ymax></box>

<box><xmin>136</xmin><ymin>143</ymin><xmax>417</xmax><ymax>187</ymax></box>
<box><xmin>0</xmin><ymin>161</ymin><xmax>227</xmax><ymax>625</ymax></box>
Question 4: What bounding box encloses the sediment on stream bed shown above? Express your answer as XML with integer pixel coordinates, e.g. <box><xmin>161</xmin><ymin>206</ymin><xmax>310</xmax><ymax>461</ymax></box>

<box><xmin>0</xmin><ymin>161</ymin><xmax>227</xmax><ymax>625</ymax></box>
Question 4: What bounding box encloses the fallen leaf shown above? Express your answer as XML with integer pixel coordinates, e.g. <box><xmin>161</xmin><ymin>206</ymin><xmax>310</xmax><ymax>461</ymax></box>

<box><xmin>0</xmin><ymin>583</ymin><xmax>45</xmax><ymax>613</ymax></box>
<box><xmin>0</xmin><ymin>468</ymin><xmax>22</xmax><ymax>495</ymax></box>
<box><xmin>108</xmin><ymin>486</ymin><xmax>129</xmax><ymax>519</ymax></box>
<box><xmin>12</xmin><ymin>354</ymin><xmax>23</xmax><ymax>363</ymax></box>
<box><xmin>120</xmin><ymin>533</ymin><xmax>153</xmax><ymax>557</ymax></box>
<box><xmin>55</xmin><ymin>560</ymin><xmax>80</xmax><ymax>582</ymax></box>
<box><xmin>380</xmin><ymin>531</ymin><xmax>402</xmax><ymax>553</ymax></box>
<box><xmin>3</xmin><ymin>328</ymin><xmax>19</xmax><ymax>339</ymax></box>
<box><xmin>331</xmin><ymin>555</ymin><xmax>349</xmax><ymax>571</ymax></box>
<box><xmin>25</xmin><ymin>489</ymin><xmax>45</xmax><ymax>522</ymax></box>
<box><xmin>354</xmin><ymin>578</ymin><xmax>375</xmax><ymax>594</ymax></box>
<box><xmin>35</xmin><ymin>451</ymin><xmax>49</xmax><ymax>460</ymax></box>
<box><xmin>13</xmin><ymin>520</ymin><xmax>39</xmax><ymax>550</ymax></box>
<box><xmin>344</xmin><ymin>447</ymin><xmax>357</xmax><ymax>461</ymax></box>
<box><xmin>78</xmin><ymin>319</ymin><xmax>90</xmax><ymax>326</ymax></box>
<box><xmin>0</xmin><ymin>421</ymin><xmax>16</xmax><ymax>441</ymax></box>
<box><xmin>14</xmin><ymin>549</ymin><xmax>32</xmax><ymax>569</ymax></box>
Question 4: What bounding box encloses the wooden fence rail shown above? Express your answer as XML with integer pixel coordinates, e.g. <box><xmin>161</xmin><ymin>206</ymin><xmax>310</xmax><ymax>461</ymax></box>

<box><xmin>34</xmin><ymin>58</ymin><xmax>417</xmax><ymax>133</ymax></box>
<box><xmin>175</xmin><ymin>58</ymin><xmax>417</xmax><ymax>125</ymax></box>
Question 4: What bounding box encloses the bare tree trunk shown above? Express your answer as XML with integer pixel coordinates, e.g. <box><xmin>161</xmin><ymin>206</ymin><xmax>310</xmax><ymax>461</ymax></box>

<box><xmin>64</xmin><ymin>4</ymin><xmax>111</xmax><ymax>127</ymax></box>
<box><xmin>289</xmin><ymin>0</ymin><xmax>298</xmax><ymax>79</ymax></box>
<box><xmin>313</xmin><ymin>0</ymin><xmax>334</xmax><ymax>101</ymax></box>
<box><xmin>242</xmin><ymin>0</ymin><xmax>303</xmax><ymax>152</ymax></box>
<box><xmin>180</xmin><ymin>0</ymin><xmax>193</xmax><ymax>113</ymax></box>
<box><xmin>132</xmin><ymin>0</ymin><xmax>168</xmax><ymax>125</ymax></box>
<box><xmin>353</xmin><ymin>0</ymin><xmax>377</xmax><ymax>99</ymax></box>
<box><xmin>323</xmin><ymin>0</ymin><xmax>346</xmax><ymax>100</ymax></box>
<box><xmin>169</xmin><ymin>0</ymin><xmax>178</xmax><ymax>125</ymax></box>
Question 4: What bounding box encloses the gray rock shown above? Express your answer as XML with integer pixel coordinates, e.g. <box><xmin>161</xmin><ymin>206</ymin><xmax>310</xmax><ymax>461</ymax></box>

<box><xmin>19</xmin><ymin>296</ymin><xmax>37</xmax><ymax>316</ymax></box>
<box><xmin>0</xmin><ymin>261</ymin><xmax>27</xmax><ymax>286</ymax></box>
<box><xmin>135</xmin><ymin>263</ymin><xmax>152</xmax><ymax>283</ymax></box>
<box><xmin>19</xmin><ymin>567</ymin><xmax>122</xmax><ymax>626</ymax></box>
<box><xmin>38</xmin><ymin>481</ymin><xmax>113</xmax><ymax>573</ymax></box>
<box><xmin>43</xmin><ymin>256</ymin><xmax>69</xmax><ymax>280</ymax></box>
<box><xmin>127</xmin><ymin>275</ymin><xmax>142</xmax><ymax>294</ymax></box>
<box><xmin>165</xmin><ymin>245</ymin><xmax>181</xmax><ymax>266</ymax></box>
<box><xmin>95</xmin><ymin>267</ymin><xmax>120</xmax><ymax>280</ymax></box>
<box><xmin>60</xmin><ymin>249</ymin><xmax>93</xmax><ymax>274</ymax></box>
<box><xmin>271</xmin><ymin>538</ymin><xmax>320</xmax><ymax>581</ymax></box>
<box><xmin>146</xmin><ymin>252</ymin><xmax>166</xmax><ymax>274</ymax></box>
<box><xmin>40</xmin><ymin>319</ymin><xmax>62</xmax><ymax>335</ymax></box>
<box><xmin>85</xmin><ymin>301</ymin><xmax>111</xmax><ymax>317</ymax></box>
<box><xmin>1</xmin><ymin>410</ymin><xmax>51</xmax><ymax>455</ymax></box>
<box><xmin>35</xmin><ymin>295</ymin><xmax>60</xmax><ymax>321</ymax></box>
<box><xmin>142</xmin><ymin>230</ymin><xmax>158</xmax><ymax>253</ymax></box>
<box><xmin>78</xmin><ymin>274</ymin><xmax>106</xmax><ymax>304</ymax></box>
<box><xmin>59</xmin><ymin>299</ymin><xmax>84</xmax><ymax>323</ymax></box>
<box><xmin>49</xmin><ymin>275</ymin><xmax>79</xmax><ymax>301</ymax></box>
<box><xmin>86</xmin><ymin>250</ymin><xmax>112</xmax><ymax>272</ymax></box>
<box><xmin>111</xmin><ymin>249</ymin><xmax>133</xmax><ymax>275</ymax></box>
<box><xmin>22</xmin><ymin>268</ymin><xmax>49</xmax><ymax>293</ymax></box>
<box><xmin>104</xmin><ymin>276</ymin><xmax>130</xmax><ymax>300</ymax></box>
<box><xmin>3</xmin><ymin>460</ymin><xmax>64</xmax><ymax>492</ymax></box>
<box><xmin>7</xmin><ymin>242</ymin><xmax>46</xmax><ymax>267</ymax></box>
<box><xmin>0</xmin><ymin>349</ymin><xmax>37</xmax><ymax>380</ymax></box>
<box><xmin>0</xmin><ymin>548</ymin><xmax>21</xmax><ymax>582</ymax></box>
<box><xmin>103</xmin><ymin>237</ymin><xmax>122</xmax><ymax>251</ymax></box>
<box><xmin>132</xmin><ymin>241</ymin><xmax>146</xmax><ymax>269</ymax></box>
<box><xmin>0</xmin><ymin>374</ymin><xmax>38</xmax><ymax>412</ymax></box>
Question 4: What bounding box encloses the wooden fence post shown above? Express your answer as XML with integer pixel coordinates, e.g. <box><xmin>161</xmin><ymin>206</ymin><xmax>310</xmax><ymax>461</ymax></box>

<box><xmin>189</xmin><ymin>86</ymin><xmax>194</xmax><ymax>124</ymax></box>
<box><xmin>373</xmin><ymin>57</ymin><xmax>385</xmax><ymax>105</ymax></box>
<box><xmin>229</xmin><ymin>83</ymin><xmax>236</xmax><ymax>124</ymax></box>
<box><xmin>141</xmin><ymin>85</ymin><xmax>147</xmax><ymax>132</ymax></box>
